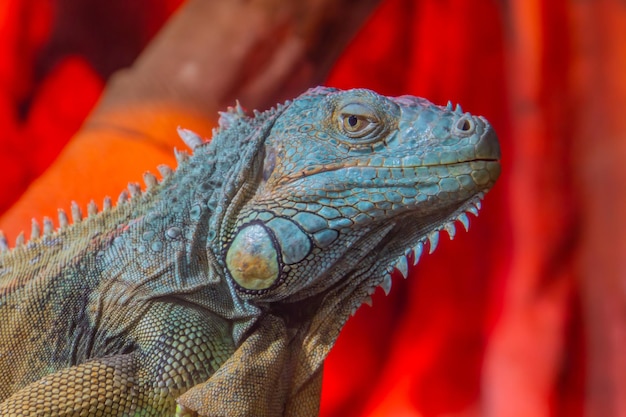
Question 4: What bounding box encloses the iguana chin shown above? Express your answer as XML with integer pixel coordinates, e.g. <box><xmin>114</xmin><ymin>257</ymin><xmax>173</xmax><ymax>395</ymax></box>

<box><xmin>0</xmin><ymin>87</ymin><xmax>500</xmax><ymax>416</ymax></box>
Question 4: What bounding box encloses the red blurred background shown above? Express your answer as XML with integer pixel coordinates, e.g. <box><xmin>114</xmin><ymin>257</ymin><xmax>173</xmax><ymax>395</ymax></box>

<box><xmin>1</xmin><ymin>0</ymin><xmax>624</xmax><ymax>416</ymax></box>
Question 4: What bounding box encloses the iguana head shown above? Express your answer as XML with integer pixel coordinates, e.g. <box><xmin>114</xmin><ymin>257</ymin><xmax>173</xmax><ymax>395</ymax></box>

<box><xmin>216</xmin><ymin>87</ymin><xmax>500</xmax><ymax>308</ymax></box>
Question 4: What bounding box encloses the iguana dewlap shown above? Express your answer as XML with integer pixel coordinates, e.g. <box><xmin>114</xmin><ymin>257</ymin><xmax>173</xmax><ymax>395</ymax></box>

<box><xmin>0</xmin><ymin>87</ymin><xmax>500</xmax><ymax>416</ymax></box>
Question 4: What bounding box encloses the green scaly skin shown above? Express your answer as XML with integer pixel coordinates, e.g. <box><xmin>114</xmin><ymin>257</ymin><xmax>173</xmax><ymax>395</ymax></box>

<box><xmin>0</xmin><ymin>87</ymin><xmax>500</xmax><ymax>416</ymax></box>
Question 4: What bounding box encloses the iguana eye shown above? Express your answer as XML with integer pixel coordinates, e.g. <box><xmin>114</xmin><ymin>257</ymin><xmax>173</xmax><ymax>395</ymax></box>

<box><xmin>343</xmin><ymin>114</ymin><xmax>371</xmax><ymax>133</ymax></box>
<box><xmin>338</xmin><ymin>103</ymin><xmax>380</xmax><ymax>138</ymax></box>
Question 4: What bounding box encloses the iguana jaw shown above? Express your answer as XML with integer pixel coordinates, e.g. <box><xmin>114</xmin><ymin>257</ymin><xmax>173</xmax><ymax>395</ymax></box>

<box><xmin>351</xmin><ymin>190</ymin><xmax>489</xmax><ymax>314</ymax></box>
<box><xmin>270</xmin><ymin>189</ymin><xmax>492</xmax><ymax>382</ymax></box>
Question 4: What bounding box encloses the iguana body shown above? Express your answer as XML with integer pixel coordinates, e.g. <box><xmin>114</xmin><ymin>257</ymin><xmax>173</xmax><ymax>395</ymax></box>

<box><xmin>0</xmin><ymin>87</ymin><xmax>500</xmax><ymax>416</ymax></box>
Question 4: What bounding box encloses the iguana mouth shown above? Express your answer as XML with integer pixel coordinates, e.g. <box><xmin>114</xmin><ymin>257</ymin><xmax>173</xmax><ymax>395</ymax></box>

<box><xmin>280</xmin><ymin>158</ymin><xmax>500</xmax><ymax>186</ymax></box>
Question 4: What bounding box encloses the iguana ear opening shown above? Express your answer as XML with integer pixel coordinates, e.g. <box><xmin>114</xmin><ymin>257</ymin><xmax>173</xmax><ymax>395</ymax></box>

<box><xmin>261</xmin><ymin>145</ymin><xmax>278</xmax><ymax>182</ymax></box>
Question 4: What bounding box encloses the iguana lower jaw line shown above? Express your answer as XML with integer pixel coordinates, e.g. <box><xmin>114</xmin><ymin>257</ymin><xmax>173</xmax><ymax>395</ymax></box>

<box><xmin>354</xmin><ymin>190</ymin><xmax>487</xmax><ymax>315</ymax></box>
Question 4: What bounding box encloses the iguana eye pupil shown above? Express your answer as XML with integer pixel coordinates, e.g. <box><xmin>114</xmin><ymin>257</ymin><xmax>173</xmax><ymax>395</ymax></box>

<box><xmin>343</xmin><ymin>114</ymin><xmax>366</xmax><ymax>133</ymax></box>
<box><xmin>341</xmin><ymin>113</ymin><xmax>375</xmax><ymax>137</ymax></box>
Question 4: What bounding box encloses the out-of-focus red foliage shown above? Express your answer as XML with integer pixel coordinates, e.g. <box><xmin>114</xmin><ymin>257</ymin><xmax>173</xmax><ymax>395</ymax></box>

<box><xmin>0</xmin><ymin>0</ymin><xmax>53</xmax><ymax>212</ymax></box>
<box><xmin>1</xmin><ymin>0</ymin><xmax>625</xmax><ymax>416</ymax></box>
<box><xmin>0</xmin><ymin>0</ymin><xmax>182</xmax><ymax>213</ymax></box>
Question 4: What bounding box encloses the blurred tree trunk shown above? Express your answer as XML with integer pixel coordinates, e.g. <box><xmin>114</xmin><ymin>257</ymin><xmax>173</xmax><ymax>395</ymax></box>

<box><xmin>0</xmin><ymin>0</ymin><xmax>381</xmax><ymax>239</ymax></box>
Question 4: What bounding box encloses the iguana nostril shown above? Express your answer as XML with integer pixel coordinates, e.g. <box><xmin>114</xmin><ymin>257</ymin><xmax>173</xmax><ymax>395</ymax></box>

<box><xmin>455</xmin><ymin>117</ymin><xmax>474</xmax><ymax>134</ymax></box>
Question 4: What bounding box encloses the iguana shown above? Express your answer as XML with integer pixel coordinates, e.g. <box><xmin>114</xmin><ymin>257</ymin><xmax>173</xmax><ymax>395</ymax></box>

<box><xmin>0</xmin><ymin>87</ymin><xmax>500</xmax><ymax>416</ymax></box>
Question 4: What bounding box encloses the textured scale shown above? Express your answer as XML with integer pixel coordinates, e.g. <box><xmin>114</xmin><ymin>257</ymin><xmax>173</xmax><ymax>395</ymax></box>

<box><xmin>0</xmin><ymin>87</ymin><xmax>500</xmax><ymax>416</ymax></box>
